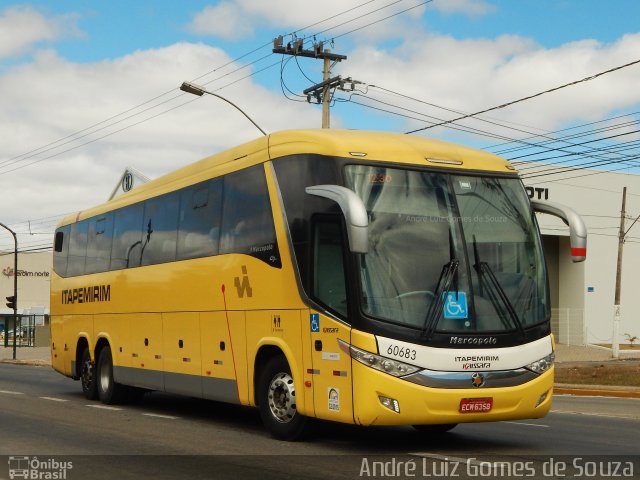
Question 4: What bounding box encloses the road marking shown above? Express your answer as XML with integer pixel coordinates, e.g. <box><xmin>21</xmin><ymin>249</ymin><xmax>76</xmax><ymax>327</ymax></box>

<box><xmin>40</xmin><ymin>396</ymin><xmax>69</xmax><ymax>402</ymax></box>
<box><xmin>0</xmin><ymin>390</ymin><xmax>24</xmax><ymax>395</ymax></box>
<box><xmin>409</xmin><ymin>453</ymin><xmax>474</xmax><ymax>464</ymax></box>
<box><xmin>503</xmin><ymin>421</ymin><xmax>549</xmax><ymax>428</ymax></box>
<box><xmin>142</xmin><ymin>413</ymin><xmax>180</xmax><ymax>420</ymax></box>
<box><xmin>551</xmin><ymin>410</ymin><xmax>640</xmax><ymax>420</ymax></box>
<box><xmin>85</xmin><ymin>404</ymin><xmax>123</xmax><ymax>411</ymax></box>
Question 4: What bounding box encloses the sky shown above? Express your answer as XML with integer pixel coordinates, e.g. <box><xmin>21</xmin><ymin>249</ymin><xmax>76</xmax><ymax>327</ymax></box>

<box><xmin>1</xmin><ymin>0</ymin><xmax>640</xmax><ymax>253</ymax></box>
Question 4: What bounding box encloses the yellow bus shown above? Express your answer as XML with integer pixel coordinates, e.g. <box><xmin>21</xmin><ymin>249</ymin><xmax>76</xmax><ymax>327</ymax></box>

<box><xmin>50</xmin><ymin>129</ymin><xmax>586</xmax><ymax>440</ymax></box>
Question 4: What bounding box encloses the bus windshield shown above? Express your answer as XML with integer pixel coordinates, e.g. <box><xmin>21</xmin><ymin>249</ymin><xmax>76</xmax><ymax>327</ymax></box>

<box><xmin>344</xmin><ymin>165</ymin><xmax>548</xmax><ymax>334</ymax></box>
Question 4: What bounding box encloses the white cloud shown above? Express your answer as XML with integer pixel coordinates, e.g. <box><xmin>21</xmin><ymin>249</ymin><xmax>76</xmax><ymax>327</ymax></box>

<box><xmin>345</xmin><ymin>32</ymin><xmax>640</xmax><ymax>137</ymax></box>
<box><xmin>0</xmin><ymin>42</ymin><xmax>318</xmax><ymax>230</ymax></box>
<box><xmin>431</xmin><ymin>0</ymin><xmax>495</xmax><ymax>16</ymax></box>
<box><xmin>0</xmin><ymin>5</ymin><xmax>82</xmax><ymax>59</ymax></box>
<box><xmin>186</xmin><ymin>0</ymin><xmax>442</xmax><ymax>41</ymax></box>
<box><xmin>186</xmin><ymin>2</ymin><xmax>254</xmax><ymax>40</ymax></box>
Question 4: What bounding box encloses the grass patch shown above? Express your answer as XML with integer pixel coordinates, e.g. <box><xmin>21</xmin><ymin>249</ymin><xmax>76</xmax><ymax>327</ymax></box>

<box><xmin>555</xmin><ymin>361</ymin><xmax>640</xmax><ymax>387</ymax></box>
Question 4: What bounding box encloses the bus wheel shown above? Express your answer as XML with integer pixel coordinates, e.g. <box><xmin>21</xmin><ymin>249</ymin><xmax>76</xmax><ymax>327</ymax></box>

<box><xmin>258</xmin><ymin>356</ymin><xmax>307</xmax><ymax>441</ymax></box>
<box><xmin>97</xmin><ymin>346</ymin><xmax>127</xmax><ymax>405</ymax></box>
<box><xmin>412</xmin><ymin>423</ymin><xmax>458</xmax><ymax>434</ymax></box>
<box><xmin>80</xmin><ymin>346</ymin><xmax>98</xmax><ymax>400</ymax></box>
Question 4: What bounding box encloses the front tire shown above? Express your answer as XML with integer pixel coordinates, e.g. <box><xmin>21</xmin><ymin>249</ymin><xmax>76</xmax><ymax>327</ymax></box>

<box><xmin>97</xmin><ymin>346</ymin><xmax>127</xmax><ymax>405</ymax></box>
<box><xmin>258</xmin><ymin>356</ymin><xmax>307</xmax><ymax>441</ymax></box>
<box><xmin>80</xmin><ymin>346</ymin><xmax>98</xmax><ymax>400</ymax></box>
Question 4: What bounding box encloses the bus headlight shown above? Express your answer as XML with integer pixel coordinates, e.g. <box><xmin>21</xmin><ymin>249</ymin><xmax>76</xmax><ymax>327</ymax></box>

<box><xmin>338</xmin><ymin>340</ymin><xmax>421</xmax><ymax>377</ymax></box>
<box><xmin>525</xmin><ymin>352</ymin><xmax>555</xmax><ymax>374</ymax></box>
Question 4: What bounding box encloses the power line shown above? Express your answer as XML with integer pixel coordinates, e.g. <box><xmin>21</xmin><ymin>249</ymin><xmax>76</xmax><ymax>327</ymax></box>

<box><xmin>341</xmin><ymin>86</ymin><xmax>640</xmax><ymax>174</ymax></box>
<box><xmin>404</xmin><ymin>58</ymin><xmax>640</xmax><ymax>135</ymax></box>
<box><xmin>1</xmin><ymin>0</ymin><xmax>409</xmax><ymax>176</ymax></box>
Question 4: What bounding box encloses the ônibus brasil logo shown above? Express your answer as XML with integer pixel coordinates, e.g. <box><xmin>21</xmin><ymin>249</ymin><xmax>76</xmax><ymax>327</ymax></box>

<box><xmin>7</xmin><ymin>456</ymin><xmax>73</xmax><ymax>479</ymax></box>
<box><xmin>2</xmin><ymin>266</ymin><xmax>13</xmax><ymax>277</ymax></box>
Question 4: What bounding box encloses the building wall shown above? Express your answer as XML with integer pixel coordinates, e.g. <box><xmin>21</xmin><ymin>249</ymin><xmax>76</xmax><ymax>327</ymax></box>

<box><xmin>0</xmin><ymin>251</ymin><xmax>51</xmax><ymax>315</ymax></box>
<box><xmin>525</xmin><ymin>165</ymin><xmax>640</xmax><ymax>345</ymax></box>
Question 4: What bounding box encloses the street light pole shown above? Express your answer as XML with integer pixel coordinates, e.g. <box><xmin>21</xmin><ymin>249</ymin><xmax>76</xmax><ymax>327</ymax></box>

<box><xmin>0</xmin><ymin>222</ymin><xmax>18</xmax><ymax>360</ymax></box>
<box><xmin>179</xmin><ymin>82</ymin><xmax>267</xmax><ymax>136</ymax></box>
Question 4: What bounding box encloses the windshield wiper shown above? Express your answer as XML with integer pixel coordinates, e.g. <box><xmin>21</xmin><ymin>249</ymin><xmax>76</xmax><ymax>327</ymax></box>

<box><xmin>421</xmin><ymin>259</ymin><xmax>459</xmax><ymax>339</ymax></box>
<box><xmin>472</xmin><ymin>235</ymin><xmax>525</xmax><ymax>338</ymax></box>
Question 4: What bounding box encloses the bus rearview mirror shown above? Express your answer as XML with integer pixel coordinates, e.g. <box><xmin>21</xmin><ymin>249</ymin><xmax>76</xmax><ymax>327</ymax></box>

<box><xmin>305</xmin><ymin>185</ymin><xmax>369</xmax><ymax>254</ymax></box>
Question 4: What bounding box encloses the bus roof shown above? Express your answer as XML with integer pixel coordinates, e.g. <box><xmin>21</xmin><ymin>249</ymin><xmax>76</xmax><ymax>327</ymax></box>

<box><xmin>59</xmin><ymin>129</ymin><xmax>514</xmax><ymax>226</ymax></box>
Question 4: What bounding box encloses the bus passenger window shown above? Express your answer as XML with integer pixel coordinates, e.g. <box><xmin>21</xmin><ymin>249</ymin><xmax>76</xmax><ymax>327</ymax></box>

<box><xmin>85</xmin><ymin>214</ymin><xmax>114</xmax><ymax>274</ymax></box>
<box><xmin>67</xmin><ymin>220</ymin><xmax>89</xmax><ymax>276</ymax></box>
<box><xmin>110</xmin><ymin>203</ymin><xmax>144</xmax><ymax>270</ymax></box>
<box><xmin>53</xmin><ymin>226</ymin><xmax>70</xmax><ymax>277</ymax></box>
<box><xmin>312</xmin><ymin>220</ymin><xmax>348</xmax><ymax>317</ymax></box>
<box><xmin>140</xmin><ymin>192</ymin><xmax>180</xmax><ymax>266</ymax></box>
<box><xmin>177</xmin><ymin>179</ymin><xmax>222</xmax><ymax>260</ymax></box>
<box><xmin>220</xmin><ymin>166</ymin><xmax>277</xmax><ymax>261</ymax></box>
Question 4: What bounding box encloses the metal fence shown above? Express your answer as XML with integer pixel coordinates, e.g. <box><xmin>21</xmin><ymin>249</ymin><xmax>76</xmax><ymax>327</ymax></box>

<box><xmin>551</xmin><ymin>308</ymin><xmax>585</xmax><ymax>346</ymax></box>
<box><xmin>1</xmin><ymin>314</ymin><xmax>39</xmax><ymax>348</ymax></box>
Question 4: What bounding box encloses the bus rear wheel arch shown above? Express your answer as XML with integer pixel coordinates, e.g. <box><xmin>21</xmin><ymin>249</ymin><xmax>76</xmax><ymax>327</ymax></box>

<box><xmin>257</xmin><ymin>354</ymin><xmax>307</xmax><ymax>441</ymax></box>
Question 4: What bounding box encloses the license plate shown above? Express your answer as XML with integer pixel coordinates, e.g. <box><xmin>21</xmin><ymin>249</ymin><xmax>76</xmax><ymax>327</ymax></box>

<box><xmin>459</xmin><ymin>397</ymin><xmax>493</xmax><ymax>413</ymax></box>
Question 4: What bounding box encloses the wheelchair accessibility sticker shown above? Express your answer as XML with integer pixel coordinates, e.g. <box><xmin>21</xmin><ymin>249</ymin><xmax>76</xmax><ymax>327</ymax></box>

<box><xmin>310</xmin><ymin>313</ymin><xmax>320</xmax><ymax>332</ymax></box>
<box><xmin>443</xmin><ymin>292</ymin><xmax>468</xmax><ymax>319</ymax></box>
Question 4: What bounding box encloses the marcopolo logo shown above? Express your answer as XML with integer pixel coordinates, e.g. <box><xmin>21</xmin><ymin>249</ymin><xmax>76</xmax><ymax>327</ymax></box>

<box><xmin>7</xmin><ymin>456</ymin><xmax>73</xmax><ymax>479</ymax></box>
<box><xmin>2</xmin><ymin>267</ymin><xmax>50</xmax><ymax>278</ymax></box>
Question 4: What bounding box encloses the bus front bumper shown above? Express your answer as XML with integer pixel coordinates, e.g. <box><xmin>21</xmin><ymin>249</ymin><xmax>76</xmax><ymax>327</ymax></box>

<box><xmin>352</xmin><ymin>362</ymin><xmax>554</xmax><ymax>426</ymax></box>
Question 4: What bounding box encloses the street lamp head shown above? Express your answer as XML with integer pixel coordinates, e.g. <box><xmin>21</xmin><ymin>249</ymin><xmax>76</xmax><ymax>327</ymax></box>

<box><xmin>178</xmin><ymin>80</ymin><xmax>268</xmax><ymax>136</ymax></box>
<box><xmin>180</xmin><ymin>81</ymin><xmax>206</xmax><ymax>97</ymax></box>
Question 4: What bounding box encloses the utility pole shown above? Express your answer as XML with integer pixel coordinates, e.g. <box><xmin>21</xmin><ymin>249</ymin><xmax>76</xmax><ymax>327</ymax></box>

<box><xmin>612</xmin><ymin>187</ymin><xmax>640</xmax><ymax>358</ymax></box>
<box><xmin>273</xmin><ymin>36</ymin><xmax>347</xmax><ymax>128</ymax></box>
<box><xmin>0</xmin><ymin>222</ymin><xmax>18</xmax><ymax>360</ymax></box>
<box><xmin>613</xmin><ymin>187</ymin><xmax>626</xmax><ymax>359</ymax></box>
<box><xmin>322</xmin><ymin>54</ymin><xmax>331</xmax><ymax>128</ymax></box>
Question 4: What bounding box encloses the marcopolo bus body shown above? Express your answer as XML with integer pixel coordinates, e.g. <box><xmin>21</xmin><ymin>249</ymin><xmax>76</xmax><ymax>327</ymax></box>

<box><xmin>50</xmin><ymin>129</ymin><xmax>586</xmax><ymax>440</ymax></box>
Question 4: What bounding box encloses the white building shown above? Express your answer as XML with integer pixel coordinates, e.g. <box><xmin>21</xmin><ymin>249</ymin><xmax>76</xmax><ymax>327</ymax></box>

<box><xmin>0</xmin><ymin>251</ymin><xmax>51</xmax><ymax>317</ymax></box>
<box><xmin>524</xmin><ymin>165</ymin><xmax>640</xmax><ymax>347</ymax></box>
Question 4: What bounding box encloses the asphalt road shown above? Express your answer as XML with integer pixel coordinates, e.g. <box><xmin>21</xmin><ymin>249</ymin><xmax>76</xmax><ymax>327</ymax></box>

<box><xmin>0</xmin><ymin>364</ymin><xmax>638</xmax><ymax>480</ymax></box>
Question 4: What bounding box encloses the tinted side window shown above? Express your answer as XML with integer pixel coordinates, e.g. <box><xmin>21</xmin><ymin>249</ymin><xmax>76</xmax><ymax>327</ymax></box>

<box><xmin>312</xmin><ymin>219</ymin><xmax>348</xmax><ymax>318</ymax></box>
<box><xmin>67</xmin><ymin>220</ymin><xmax>89</xmax><ymax>276</ymax></box>
<box><xmin>220</xmin><ymin>165</ymin><xmax>280</xmax><ymax>266</ymax></box>
<box><xmin>53</xmin><ymin>225</ymin><xmax>70</xmax><ymax>277</ymax></box>
<box><xmin>85</xmin><ymin>214</ymin><xmax>114</xmax><ymax>274</ymax></box>
<box><xmin>111</xmin><ymin>203</ymin><xmax>144</xmax><ymax>270</ymax></box>
<box><xmin>177</xmin><ymin>179</ymin><xmax>222</xmax><ymax>260</ymax></box>
<box><xmin>141</xmin><ymin>192</ymin><xmax>180</xmax><ymax>266</ymax></box>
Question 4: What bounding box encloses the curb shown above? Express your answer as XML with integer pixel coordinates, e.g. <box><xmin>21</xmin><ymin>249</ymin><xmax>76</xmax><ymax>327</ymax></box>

<box><xmin>0</xmin><ymin>359</ymin><xmax>51</xmax><ymax>367</ymax></box>
<box><xmin>554</xmin><ymin>385</ymin><xmax>640</xmax><ymax>399</ymax></box>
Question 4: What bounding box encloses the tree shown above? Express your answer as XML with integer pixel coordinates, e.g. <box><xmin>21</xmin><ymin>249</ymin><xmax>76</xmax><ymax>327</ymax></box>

<box><xmin>623</xmin><ymin>333</ymin><xmax>638</xmax><ymax>348</ymax></box>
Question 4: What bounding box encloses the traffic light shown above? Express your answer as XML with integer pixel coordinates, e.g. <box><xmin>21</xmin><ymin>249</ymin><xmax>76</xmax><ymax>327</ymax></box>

<box><xmin>6</xmin><ymin>295</ymin><xmax>16</xmax><ymax>310</ymax></box>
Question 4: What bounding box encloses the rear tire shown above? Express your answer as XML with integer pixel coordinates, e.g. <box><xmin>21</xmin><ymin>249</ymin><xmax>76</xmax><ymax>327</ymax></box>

<box><xmin>80</xmin><ymin>346</ymin><xmax>98</xmax><ymax>400</ymax></box>
<box><xmin>413</xmin><ymin>423</ymin><xmax>458</xmax><ymax>434</ymax></box>
<box><xmin>97</xmin><ymin>345</ymin><xmax>128</xmax><ymax>405</ymax></box>
<box><xmin>258</xmin><ymin>355</ymin><xmax>307</xmax><ymax>441</ymax></box>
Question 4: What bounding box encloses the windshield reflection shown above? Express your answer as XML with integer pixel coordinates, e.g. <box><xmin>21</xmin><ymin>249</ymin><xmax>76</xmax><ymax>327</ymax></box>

<box><xmin>345</xmin><ymin>166</ymin><xmax>548</xmax><ymax>334</ymax></box>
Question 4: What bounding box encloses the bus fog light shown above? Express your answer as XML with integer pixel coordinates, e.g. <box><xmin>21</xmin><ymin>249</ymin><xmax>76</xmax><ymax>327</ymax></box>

<box><xmin>536</xmin><ymin>390</ymin><xmax>549</xmax><ymax>407</ymax></box>
<box><xmin>526</xmin><ymin>352</ymin><xmax>555</xmax><ymax>374</ymax></box>
<box><xmin>379</xmin><ymin>395</ymin><xmax>401</xmax><ymax>413</ymax></box>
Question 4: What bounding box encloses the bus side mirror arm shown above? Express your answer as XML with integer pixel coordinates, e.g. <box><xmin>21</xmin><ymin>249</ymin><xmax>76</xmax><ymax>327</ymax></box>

<box><xmin>305</xmin><ymin>185</ymin><xmax>369</xmax><ymax>254</ymax></box>
<box><xmin>531</xmin><ymin>199</ymin><xmax>587</xmax><ymax>263</ymax></box>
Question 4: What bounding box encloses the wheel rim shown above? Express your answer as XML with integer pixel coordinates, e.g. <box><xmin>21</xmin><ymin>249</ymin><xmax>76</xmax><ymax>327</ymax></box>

<box><xmin>99</xmin><ymin>356</ymin><xmax>111</xmax><ymax>393</ymax></box>
<box><xmin>267</xmin><ymin>372</ymin><xmax>296</xmax><ymax>423</ymax></box>
<box><xmin>81</xmin><ymin>358</ymin><xmax>93</xmax><ymax>391</ymax></box>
